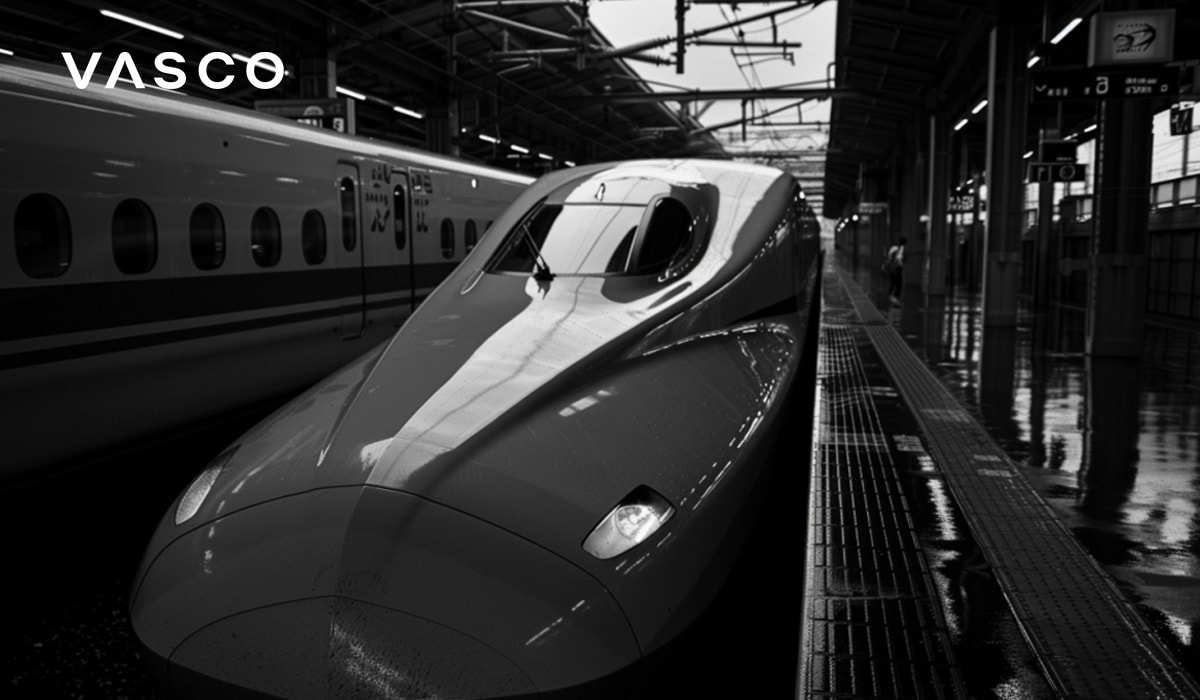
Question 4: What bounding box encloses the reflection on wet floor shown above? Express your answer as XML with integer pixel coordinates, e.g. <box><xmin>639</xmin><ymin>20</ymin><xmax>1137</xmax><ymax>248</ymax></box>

<box><xmin>856</xmin><ymin>266</ymin><xmax>1200</xmax><ymax>684</ymax></box>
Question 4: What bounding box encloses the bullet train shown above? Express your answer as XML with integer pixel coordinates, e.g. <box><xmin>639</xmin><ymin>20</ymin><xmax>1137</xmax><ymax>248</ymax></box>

<box><xmin>131</xmin><ymin>158</ymin><xmax>823</xmax><ymax>698</ymax></box>
<box><xmin>0</xmin><ymin>58</ymin><xmax>532</xmax><ymax>481</ymax></box>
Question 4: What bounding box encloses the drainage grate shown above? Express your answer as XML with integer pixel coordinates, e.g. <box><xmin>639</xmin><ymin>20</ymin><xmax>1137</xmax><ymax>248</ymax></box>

<box><xmin>797</xmin><ymin>281</ymin><xmax>966</xmax><ymax>699</ymax></box>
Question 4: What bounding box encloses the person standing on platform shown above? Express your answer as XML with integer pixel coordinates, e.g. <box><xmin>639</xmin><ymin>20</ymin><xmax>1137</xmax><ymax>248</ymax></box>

<box><xmin>883</xmin><ymin>237</ymin><xmax>906</xmax><ymax>304</ymax></box>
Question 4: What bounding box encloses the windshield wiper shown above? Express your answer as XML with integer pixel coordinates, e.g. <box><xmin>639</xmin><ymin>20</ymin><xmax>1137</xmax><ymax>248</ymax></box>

<box><xmin>520</xmin><ymin>225</ymin><xmax>555</xmax><ymax>282</ymax></box>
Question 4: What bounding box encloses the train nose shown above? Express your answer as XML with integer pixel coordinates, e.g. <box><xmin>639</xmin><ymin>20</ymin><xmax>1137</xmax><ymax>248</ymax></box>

<box><xmin>163</xmin><ymin>597</ymin><xmax>536</xmax><ymax>698</ymax></box>
<box><xmin>131</xmin><ymin>486</ymin><xmax>640</xmax><ymax>699</ymax></box>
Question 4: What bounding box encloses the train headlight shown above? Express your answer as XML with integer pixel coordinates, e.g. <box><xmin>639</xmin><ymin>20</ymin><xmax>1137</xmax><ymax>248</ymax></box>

<box><xmin>174</xmin><ymin>445</ymin><xmax>239</xmax><ymax>526</ymax></box>
<box><xmin>583</xmin><ymin>485</ymin><xmax>674</xmax><ymax>560</ymax></box>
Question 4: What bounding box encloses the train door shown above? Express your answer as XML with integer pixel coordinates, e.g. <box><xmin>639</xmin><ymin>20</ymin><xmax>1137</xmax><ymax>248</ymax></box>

<box><xmin>392</xmin><ymin>169</ymin><xmax>416</xmax><ymax>317</ymax></box>
<box><xmin>336</xmin><ymin>162</ymin><xmax>366</xmax><ymax>339</ymax></box>
<box><xmin>408</xmin><ymin>166</ymin><xmax>432</xmax><ymax>306</ymax></box>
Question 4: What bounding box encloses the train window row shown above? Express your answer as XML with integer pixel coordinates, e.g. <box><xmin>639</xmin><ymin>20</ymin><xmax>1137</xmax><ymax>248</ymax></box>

<box><xmin>14</xmin><ymin>191</ymin><xmax>491</xmax><ymax>279</ymax></box>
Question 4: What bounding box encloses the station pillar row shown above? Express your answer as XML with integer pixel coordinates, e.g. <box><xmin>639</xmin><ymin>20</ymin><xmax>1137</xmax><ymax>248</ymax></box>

<box><xmin>982</xmin><ymin>20</ymin><xmax>1028</xmax><ymax>329</ymax></box>
<box><xmin>1086</xmin><ymin>99</ymin><xmax>1151</xmax><ymax>357</ymax></box>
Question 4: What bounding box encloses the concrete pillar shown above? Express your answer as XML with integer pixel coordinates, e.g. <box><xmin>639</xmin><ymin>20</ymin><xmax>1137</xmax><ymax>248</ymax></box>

<box><xmin>927</xmin><ymin>113</ymin><xmax>950</xmax><ymax>296</ymax></box>
<box><xmin>982</xmin><ymin>19</ymin><xmax>1029</xmax><ymax>328</ymax></box>
<box><xmin>901</xmin><ymin>122</ymin><xmax>925</xmax><ymax>301</ymax></box>
<box><xmin>1086</xmin><ymin>99</ymin><xmax>1151</xmax><ymax>356</ymax></box>
<box><xmin>1033</xmin><ymin>177</ymin><xmax>1057</xmax><ymax>307</ymax></box>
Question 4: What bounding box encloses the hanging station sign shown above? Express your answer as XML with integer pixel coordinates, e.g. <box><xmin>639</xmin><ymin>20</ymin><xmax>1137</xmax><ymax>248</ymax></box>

<box><xmin>1088</xmin><ymin>9</ymin><xmax>1175</xmax><ymax>67</ymax></box>
<box><xmin>1029</xmin><ymin>68</ymin><xmax>1179</xmax><ymax>102</ymax></box>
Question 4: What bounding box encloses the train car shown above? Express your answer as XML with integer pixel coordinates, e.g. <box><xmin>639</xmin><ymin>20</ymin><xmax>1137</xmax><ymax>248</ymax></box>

<box><xmin>0</xmin><ymin>58</ymin><xmax>532</xmax><ymax>481</ymax></box>
<box><xmin>130</xmin><ymin>158</ymin><xmax>823</xmax><ymax>698</ymax></box>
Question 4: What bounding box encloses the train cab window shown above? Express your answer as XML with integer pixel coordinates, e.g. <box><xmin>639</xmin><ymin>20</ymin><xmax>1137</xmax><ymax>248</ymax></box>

<box><xmin>14</xmin><ymin>193</ymin><xmax>71</xmax><ymax>278</ymax></box>
<box><xmin>464</xmin><ymin>219</ymin><xmax>478</xmax><ymax>254</ymax></box>
<box><xmin>339</xmin><ymin>177</ymin><xmax>357</xmax><ymax>252</ymax></box>
<box><xmin>440</xmin><ymin>218</ymin><xmax>455</xmax><ymax>259</ymax></box>
<box><xmin>251</xmin><ymin>207</ymin><xmax>281</xmax><ymax>267</ymax></box>
<box><xmin>488</xmin><ymin>188</ymin><xmax>707</xmax><ymax>280</ymax></box>
<box><xmin>393</xmin><ymin>184</ymin><xmax>407</xmax><ymax>250</ymax></box>
<box><xmin>189</xmin><ymin>203</ymin><xmax>225</xmax><ymax>270</ymax></box>
<box><xmin>632</xmin><ymin>197</ymin><xmax>693</xmax><ymax>275</ymax></box>
<box><xmin>301</xmin><ymin>209</ymin><xmax>326</xmax><ymax>265</ymax></box>
<box><xmin>112</xmin><ymin>199</ymin><xmax>157</xmax><ymax>274</ymax></box>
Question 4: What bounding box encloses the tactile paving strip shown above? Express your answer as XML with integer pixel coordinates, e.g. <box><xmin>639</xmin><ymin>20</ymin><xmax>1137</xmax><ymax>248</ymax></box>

<box><xmin>833</xmin><ymin>268</ymin><xmax>1200</xmax><ymax>700</ymax></box>
<box><xmin>796</xmin><ymin>278</ymin><xmax>966</xmax><ymax>699</ymax></box>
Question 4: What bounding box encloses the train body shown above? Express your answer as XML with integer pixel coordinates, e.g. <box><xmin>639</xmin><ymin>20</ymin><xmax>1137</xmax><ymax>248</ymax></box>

<box><xmin>0</xmin><ymin>59</ymin><xmax>531</xmax><ymax>480</ymax></box>
<box><xmin>131</xmin><ymin>158</ymin><xmax>822</xmax><ymax>698</ymax></box>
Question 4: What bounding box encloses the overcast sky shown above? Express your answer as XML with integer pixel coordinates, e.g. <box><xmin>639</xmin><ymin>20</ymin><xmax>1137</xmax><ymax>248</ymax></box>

<box><xmin>589</xmin><ymin>0</ymin><xmax>838</xmax><ymax>138</ymax></box>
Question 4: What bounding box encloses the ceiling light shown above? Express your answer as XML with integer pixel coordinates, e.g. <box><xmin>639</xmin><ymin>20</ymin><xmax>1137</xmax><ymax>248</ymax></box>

<box><xmin>100</xmin><ymin>9</ymin><xmax>184</xmax><ymax>40</ymax></box>
<box><xmin>1050</xmin><ymin>17</ymin><xmax>1082</xmax><ymax>45</ymax></box>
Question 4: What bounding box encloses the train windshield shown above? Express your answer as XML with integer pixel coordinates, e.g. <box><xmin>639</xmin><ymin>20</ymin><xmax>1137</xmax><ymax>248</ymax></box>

<box><xmin>490</xmin><ymin>197</ymin><xmax>697</xmax><ymax>277</ymax></box>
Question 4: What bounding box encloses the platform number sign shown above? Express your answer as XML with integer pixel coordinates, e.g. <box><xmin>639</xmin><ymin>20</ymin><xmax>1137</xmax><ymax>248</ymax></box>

<box><xmin>1170</xmin><ymin>103</ymin><xmax>1195</xmax><ymax>135</ymax></box>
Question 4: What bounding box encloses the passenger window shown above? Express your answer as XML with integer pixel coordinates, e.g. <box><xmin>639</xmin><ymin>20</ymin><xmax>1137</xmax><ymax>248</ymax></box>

<box><xmin>440</xmin><ymin>218</ymin><xmax>456</xmax><ymax>259</ymax></box>
<box><xmin>189</xmin><ymin>203</ymin><xmax>225</xmax><ymax>270</ymax></box>
<box><xmin>424</xmin><ymin>174</ymin><xmax>434</xmax><ymax>195</ymax></box>
<box><xmin>394</xmin><ymin>184</ymin><xmax>407</xmax><ymax>250</ymax></box>
<box><xmin>339</xmin><ymin>176</ymin><xmax>357</xmax><ymax>252</ymax></box>
<box><xmin>301</xmin><ymin>209</ymin><xmax>326</xmax><ymax>265</ymax></box>
<box><xmin>251</xmin><ymin>207</ymin><xmax>281</xmax><ymax>267</ymax></box>
<box><xmin>14</xmin><ymin>193</ymin><xmax>71</xmax><ymax>278</ymax></box>
<box><xmin>112</xmin><ymin>198</ymin><xmax>157</xmax><ymax>274</ymax></box>
<box><xmin>464</xmin><ymin>219</ymin><xmax>477</xmax><ymax>253</ymax></box>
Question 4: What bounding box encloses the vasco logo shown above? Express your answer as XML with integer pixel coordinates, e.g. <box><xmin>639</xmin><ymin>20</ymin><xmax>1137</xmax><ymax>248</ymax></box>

<box><xmin>61</xmin><ymin>51</ymin><xmax>284</xmax><ymax>90</ymax></box>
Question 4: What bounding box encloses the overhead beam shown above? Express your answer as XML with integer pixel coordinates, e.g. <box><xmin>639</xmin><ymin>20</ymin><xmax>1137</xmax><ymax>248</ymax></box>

<box><xmin>567</xmin><ymin>86</ymin><xmax>857</xmax><ymax>105</ymax></box>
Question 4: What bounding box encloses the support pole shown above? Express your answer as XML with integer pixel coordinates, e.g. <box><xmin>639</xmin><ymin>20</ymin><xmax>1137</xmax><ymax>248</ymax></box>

<box><xmin>982</xmin><ymin>19</ymin><xmax>1029</xmax><ymax>327</ymax></box>
<box><xmin>926</xmin><ymin>112</ymin><xmax>949</xmax><ymax>296</ymax></box>
<box><xmin>1086</xmin><ymin>99</ymin><xmax>1151</xmax><ymax>356</ymax></box>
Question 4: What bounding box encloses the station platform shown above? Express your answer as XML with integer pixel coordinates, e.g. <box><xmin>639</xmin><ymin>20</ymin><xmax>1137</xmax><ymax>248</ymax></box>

<box><xmin>797</xmin><ymin>261</ymin><xmax>1200</xmax><ymax>699</ymax></box>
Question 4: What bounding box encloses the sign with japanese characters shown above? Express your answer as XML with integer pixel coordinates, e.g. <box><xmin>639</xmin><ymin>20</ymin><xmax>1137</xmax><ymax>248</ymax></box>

<box><xmin>1030</xmin><ymin>68</ymin><xmax>1178</xmax><ymax>102</ymax></box>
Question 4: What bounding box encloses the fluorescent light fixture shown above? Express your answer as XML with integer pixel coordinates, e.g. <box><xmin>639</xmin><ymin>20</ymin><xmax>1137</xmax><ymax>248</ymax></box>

<box><xmin>479</xmin><ymin>134</ymin><xmax>500</xmax><ymax>144</ymax></box>
<box><xmin>393</xmin><ymin>105</ymin><xmax>424</xmax><ymax>119</ymax></box>
<box><xmin>953</xmin><ymin>117</ymin><xmax>969</xmax><ymax>132</ymax></box>
<box><xmin>232</xmin><ymin>53</ymin><xmax>290</xmax><ymax>76</ymax></box>
<box><xmin>1083</xmin><ymin>123</ymin><xmax>1097</xmax><ymax>133</ymax></box>
<box><xmin>335</xmin><ymin>86</ymin><xmax>366</xmax><ymax>101</ymax></box>
<box><xmin>538</xmin><ymin>153</ymin><xmax>553</xmax><ymax>161</ymax></box>
<box><xmin>510</xmin><ymin>144</ymin><xmax>529</xmax><ymax>154</ymax></box>
<box><xmin>565</xmin><ymin>160</ymin><xmax>576</xmax><ymax>167</ymax></box>
<box><xmin>971</xmin><ymin>99</ymin><xmax>988</xmax><ymax>114</ymax></box>
<box><xmin>0</xmin><ymin>48</ymin><xmax>13</xmax><ymax>57</ymax></box>
<box><xmin>1027</xmin><ymin>55</ymin><xmax>1041</xmax><ymax>68</ymax></box>
<box><xmin>1050</xmin><ymin>17</ymin><xmax>1082</xmax><ymax>45</ymax></box>
<box><xmin>100</xmin><ymin>9</ymin><xmax>184</xmax><ymax>40</ymax></box>
<box><xmin>1023</xmin><ymin>150</ymin><xmax>1034</xmax><ymax>159</ymax></box>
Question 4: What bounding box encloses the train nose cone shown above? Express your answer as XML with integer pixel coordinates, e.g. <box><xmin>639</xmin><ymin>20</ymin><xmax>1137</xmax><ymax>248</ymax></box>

<box><xmin>165</xmin><ymin>597</ymin><xmax>536</xmax><ymax>698</ymax></box>
<box><xmin>132</xmin><ymin>486</ymin><xmax>639</xmax><ymax>699</ymax></box>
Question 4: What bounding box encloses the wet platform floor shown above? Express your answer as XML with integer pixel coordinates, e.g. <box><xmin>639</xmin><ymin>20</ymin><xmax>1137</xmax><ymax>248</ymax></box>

<box><xmin>799</xmin><ymin>261</ymin><xmax>1200</xmax><ymax>699</ymax></box>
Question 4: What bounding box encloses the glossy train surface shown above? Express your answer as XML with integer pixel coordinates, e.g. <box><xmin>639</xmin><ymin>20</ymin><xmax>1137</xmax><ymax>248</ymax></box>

<box><xmin>131</xmin><ymin>159</ymin><xmax>822</xmax><ymax>698</ymax></box>
<box><xmin>0</xmin><ymin>58</ymin><xmax>530</xmax><ymax>480</ymax></box>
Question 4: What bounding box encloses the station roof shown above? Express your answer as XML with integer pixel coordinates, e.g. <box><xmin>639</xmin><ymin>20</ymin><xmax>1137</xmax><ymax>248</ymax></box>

<box><xmin>823</xmin><ymin>0</ymin><xmax>995</xmax><ymax>217</ymax></box>
<box><xmin>0</xmin><ymin>0</ymin><xmax>724</xmax><ymax>172</ymax></box>
<box><xmin>824</xmin><ymin>0</ymin><xmax>1200</xmax><ymax>218</ymax></box>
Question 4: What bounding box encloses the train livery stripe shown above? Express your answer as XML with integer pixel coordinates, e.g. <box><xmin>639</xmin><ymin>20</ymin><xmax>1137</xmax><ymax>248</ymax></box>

<box><xmin>3</xmin><ymin>262</ymin><xmax>459</xmax><ymax>341</ymax></box>
<box><xmin>2</xmin><ymin>292</ymin><xmax>433</xmax><ymax>370</ymax></box>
